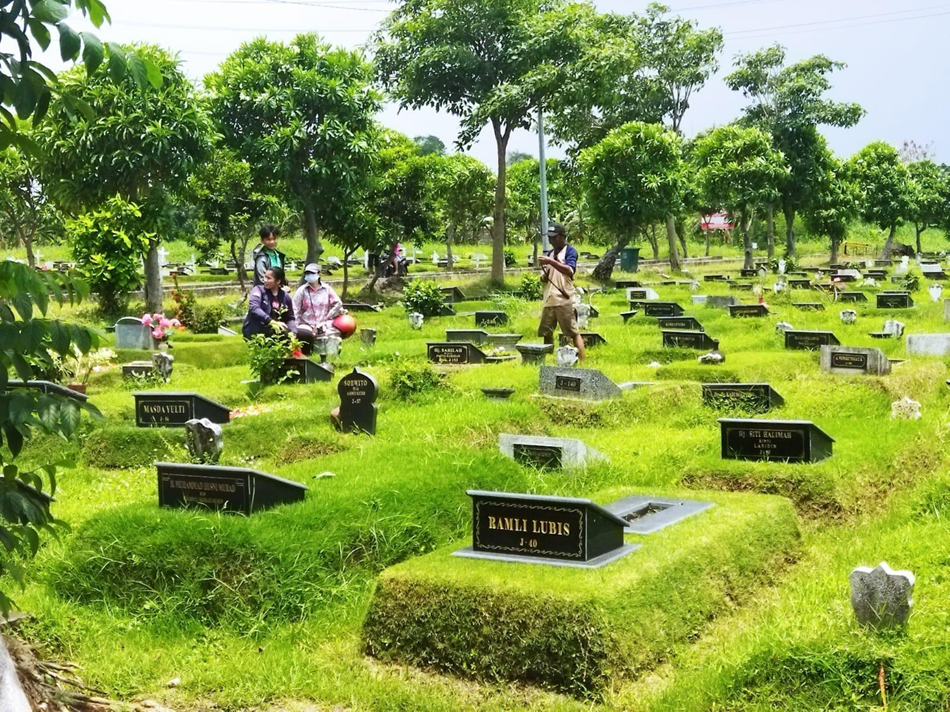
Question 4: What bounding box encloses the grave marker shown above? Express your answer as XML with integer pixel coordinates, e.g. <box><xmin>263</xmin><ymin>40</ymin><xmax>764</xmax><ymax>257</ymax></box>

<box><xmin>558</xmin><ymin>332</ymin><xmax>606</xmax><ymax>348</ymax></box>
<box><xmin>662</xmin><ymin>330</ymin><xmax>719</xmax><ymax>350</ymax></box>
<box><xmin>500</xmin><ymin>434</ymin><xmax>607</xmax><ymax>470</ymax></box>
<box><xmin>475</xmin><ymin>310</ymin><xmax>508</xmax><ymax>326</ymax></box>
<box><xmin>792</xmin><ymin>302</ymin><xmax>825</xmax><ymax>311</ymax></box>
<box><xmin>656</xmin><ymin>316</ymin><xmax>703</xmax><ymax>331</ymax></box>
<box><xmin>718</xmin><ymin>418</ymin><xmax>834</xmax><ymax>462</ymax></box>
<box><xmin>877</xmin><ymin>292</ymin><xmax>913</xmax><ymax>309</ymax></box>
<box><xmin>514</xmin><ymin>343</ymin><xmax>553</xmax><ymax>364</ymax></box>
<box><xmin>114</xmin><ymin>317</ymin><xmax>158</xmax><ymax>350</ymax></box>
<box><xmin>850</xmin><ymin>562</ymin><xmax>915</xmax><ymax>629</ymax></box>
<box><xmin>837</xmin><ymin>292</ymin><xmax>868</xmax><ymax>303</ymax></box>
<box><xmin>134</xmin><ymin>392</ymin><xmax>230</xmax><ymax>427</ymax></box>
<box><xmin>454</xmin><ymin>490</ymin><xmax>636</xmax><ymax>568</ymax></box>
<box><xmin>157</xmin><ymin>462</ymin><xmax>306</xmax><ymax>515</ymax></box>
<box><xmin>338</xmin><ymin>368</ymin><xmax>378</xmax><ymax>435</ymax></box>
<box><xmin>820</xmin><ymin>346</ymin><xmax>891</xmax><ymax>376</ymax></box>
<box><xmin>540</xmin><ymin>366</ymin><xmax>621</xmax><ymax>401</ymax></box>
<box><xmin>643</xmin><ymin>302</ymin><xmax>685</xmax><ymax>317</ymax></box>
<box><xmin>279</xmin><ymin>357</ymin><xmax>334</xmax><ymax>383</ymax></box>
<box><xmin>784</xmin><ymin>330</ymin><xmax>840</xmax><ymax>350</ymax></box>
<box><xmin>702</xmin><ymin>383</ymin><xmax>785</xmax><ymax>412</ymax></box>
<box><xmin>728</xmin><ymin>303</ymin><xmax>770</xmax><ymax>318</ymax></box>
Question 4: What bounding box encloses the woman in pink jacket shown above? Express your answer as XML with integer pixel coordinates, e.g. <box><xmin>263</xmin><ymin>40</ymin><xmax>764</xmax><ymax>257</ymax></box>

<box><xmin>292</xmin><ymin>263</ymin><xmax>343</xmax><ymax>356</ymax></box>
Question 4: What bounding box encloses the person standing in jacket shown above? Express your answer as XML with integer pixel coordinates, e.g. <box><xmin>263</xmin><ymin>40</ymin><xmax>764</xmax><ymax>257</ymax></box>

<box><xmin>252</xmin><ymin>224</ymin><xmax>288</xmax><ymax>287</ymax></box>
<box><xmin>242</xmin><ymin>267</ymin><xmax>297</xmax><ymax>340</ymax></box>
<box><xmin>538</xmin><ymin>222</ymin><xmax>585</xmax><ymax>362</ymax></box>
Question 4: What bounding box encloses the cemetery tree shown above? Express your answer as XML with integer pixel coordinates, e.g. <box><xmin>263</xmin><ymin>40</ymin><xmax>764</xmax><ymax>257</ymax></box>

<box><xmin>413</xmin><ymin>135</ymin><xmax>446</xmax><ymax>156</ymax></box>
<box><xmin>206</xmin><ymin>34</ymin><xmax>381</xmax><ymax>266</ymax></box>
<box><xmin>375</xmin><ymin>0</ymin><xmax>597</xmax><ymax>285</ymax></box>
<box><xmin>845</xmin><ymin>142</ymin><xmax>913</xmax><ymax>260</ymax></box>
<box><xmin>692</xmin><ymin>125</ymin><xmax>788</xmax><ymax>270</ymax></box>
<box><xmin>36</xmin><ymin>44</ymin><xmax>210</xmax><ymax>313</ymax></box>
<box><xmin>579</xmin><ymin>122</ymin><xmax>686</xmax><ymax>280</ymax></box>
<box><xmin>0</xmin><ymin>147</ymin><xmax>63</xmax><ymax>268</ymax></box>
<box><xmin>906</xmin><ymin>160</ymin><xmax>950</xmax><ymax>254</ymax></box>
<box><xmin>726</xmin><ymin>45</ymin><xmax>864</xmax><ymax>258</ymax></box>
<box><xmin>369</xmin><ymin>131</ymin><xmax>438</xmax><ymax>287</ymax></box>
<box><xmin>803</xmin><ymin>157</ymin><xmax>858</xmax><ymax>264</ymax></box>
<box><xmin>187</xmin><ymin>145</ymin><xmax>284</xmax><ymax>293</ymax></box>
<box><xmin>507</xmin><ymin>157</ymin><xmax>572</xmax><ymax>265</ymax></box>
<box><xmin>434</xmin><ymin>153</ymin><xmax>494</xmax><ymax>269</ymax></box>
<box><xmin>0</xmin><ymin>261</ymin><xmax>101</xmax><ymax>613</ymax></box>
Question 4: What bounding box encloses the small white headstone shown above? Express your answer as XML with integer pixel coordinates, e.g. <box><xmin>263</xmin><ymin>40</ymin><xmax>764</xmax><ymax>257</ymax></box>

<box><xmin>839</xmin><ymin>309</ymin><xmax>857</xmax><ymax>325</ymax></box>
<box><xmin>891</xmin><ymin>396</ymin><xmax>921</xmax><ymax>420</ymax></box>
<box><xmin>930</xmin><ymin>284</ymin><xmax>944</xmax><ymax>302</ymax></box>
<box><xmin>775</xmin><ymin>321</ymin><xmax>794</xmax><ymax>334</ymax></box>
<box><xmin>408</xmin><ymin>312</ymin><xmax>424</xmax><ymax>330</ymax></box>
<box><xmin>884</xmin><ymin>320</ymin><xmax>905</xmax><ymax>338</ymax></box>
<box><xmin>778</xmin><ymin>258</ymin><xmax>786</xmax><ymax>274</ymax></box>
<box><xmin>556</xmin><ymin>346</ymin><xmax>579</xmax><ymax>367</ymax></box>
<box><xmin>576</xmin><ymin>303</ymin><xmax>591</xmax><ymax>330</ymax></box>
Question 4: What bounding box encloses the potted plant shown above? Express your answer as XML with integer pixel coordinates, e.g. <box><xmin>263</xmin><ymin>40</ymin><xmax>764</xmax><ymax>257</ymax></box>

<box><xmin>60</xmin><ymin>346</ymin><xmax>117</xmax><ymax>393</ymax></box>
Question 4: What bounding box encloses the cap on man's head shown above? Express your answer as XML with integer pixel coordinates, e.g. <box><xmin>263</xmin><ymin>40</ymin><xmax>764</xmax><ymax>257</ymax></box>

<box><xmin>547</xmin><ymin>222</ymin><xmax>567</xmax><ymax>237</ymax></box>
<box><xmin>303</xmin><ymin>263</ymin><xmax>321</xmax><ymax>275</ymax></box>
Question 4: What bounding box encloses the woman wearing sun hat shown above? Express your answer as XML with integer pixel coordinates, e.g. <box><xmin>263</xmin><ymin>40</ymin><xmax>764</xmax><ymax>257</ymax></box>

<box><xmin>293</xmin><ymin>262</ymin><xmax>344</xmax><ymax>354</ymax></box>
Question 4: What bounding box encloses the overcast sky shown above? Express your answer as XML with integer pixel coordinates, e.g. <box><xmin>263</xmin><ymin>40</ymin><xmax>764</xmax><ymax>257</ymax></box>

<box><xmin>44</xmin><ymin>0</ymin><xmax>950</xmax><ymax>167</ymax></box>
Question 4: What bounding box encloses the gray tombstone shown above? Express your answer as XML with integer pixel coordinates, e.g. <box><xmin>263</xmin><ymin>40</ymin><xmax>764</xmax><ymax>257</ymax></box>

<box><xmin>819</xmin><ymin>346</ymin><xmax>891</xmax><ymax>376</ymax></box>
<box><xmin>539</xmin><ymin>366</ymin><xmax>622</xmax><ymax>401</ymax></box>
<box><xmin>360</xmin><ymin>328</ymin><xmax>377</xmax><ymax>346</ymax></box>
<box><xmin>152</xmin><ymin>351</ymin><xmax>174</xmax><ymax>382</ymax></box>
<box><xmin>943</xmin><ymin>298</ymin><xmax>950</xmax><ymax>322</ymax></box>
<box><xmin>114</xmin><ymin>316</ymin><xmax>157</xmax><ymax>350</ymax></box>
<box><xmin>0</xmin><ymin>637</ymin><xmax>30</xmax><ymax>712</ymax></box>
<box><xmin>850</xmin><ymin>562</ymin><xmax>915</xmax><ymax>629</ymax></box>
<box><xmin>705</xmin><ymin>295</ymin><xmax>740</xmax><ymax>309</ymax></box>
<box><xmin>499</xmin><ymin>433</ymin><xmax>608</xmax><ymax>470</ymax></box>
<box><xmin>906</xmin><ymin>333</ymin><xmax>950</xmax><ymax>356</ymax></box>
<box><xmin>185</xmin><ymin>418</ymin><xmax>224</xmax><ymax>464</ymax></box>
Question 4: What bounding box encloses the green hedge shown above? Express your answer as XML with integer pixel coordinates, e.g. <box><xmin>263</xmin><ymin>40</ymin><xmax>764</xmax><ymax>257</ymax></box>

<box><xmin>363</xmin><ymin>487</ymin><xmax>800</xmax><ymax>696</ymax></box>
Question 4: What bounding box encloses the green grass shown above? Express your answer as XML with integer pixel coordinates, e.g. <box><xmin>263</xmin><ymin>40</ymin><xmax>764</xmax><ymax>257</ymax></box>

<box><xmin>6</xmin><ymin>254</ymin><xmax>950</xmax><ymax>710</ymax></box>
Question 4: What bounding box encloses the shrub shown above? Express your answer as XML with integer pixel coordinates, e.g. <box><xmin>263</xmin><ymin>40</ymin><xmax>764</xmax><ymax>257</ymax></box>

<box><xmin>768</xmin><ymin>255</ymin><xmax>799</xmax><ymax>274</ymax></box>
<box><xmin>246</xmin><ymin>333</ymin><xmax>300</xmax><ymax>385</ymax></box>
<box><xmin>389</xmin><ymin>358</ymin><xmax>447</xmax><ymax>400</ymax></box>
<box><xmin>68</xmin><ymin>196</ymin><xmax>152</xmax><ymax>315</ymax></box>
<box><xmin>514</xmin><ymin>273</ymin><xmax>543</xmax><ymax>300</ymax></box>
<box><xmin>171</xmin><ymin>275</ymin><xmax>197</xmax><ymax>328</ymax></box>
<box><xmin>898</xmin><ymin>273</ymin><xmax>920</xmax><ymax>292</ymax></box>
<box><xmin>191</xmin><ymin>304</ymin><xmax>228</xmax><ymax>334</ymax></box>
<box><xmin>504</xmin><ymin>248</ymin><xmax>516</xmax><ymax>267</ymax></box>
<box><xmin>402</xmin><ymin>280</ymin><xmax>445</xmax><ymax>317</ymax></box>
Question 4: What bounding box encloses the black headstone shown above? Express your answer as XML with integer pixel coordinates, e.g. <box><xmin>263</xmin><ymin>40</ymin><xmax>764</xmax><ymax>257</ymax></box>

<box><xmin>558</xmin><ymin>332</ymin><xmax>606</xmax><ymax>348</ymax></box>
<box><xmin>837</xmin><ymin>291</ymin><xmax>868</xmax><ymax>303</ymax></box>
<box><xmin>513</xmin><ymin>443</ymin><xmax>562</xmax><ymax>469</ymax></box>
<box><xmin>702</xmin><ymin>383</ymin><xmax>785</xmax><ymax>412</ymax></box>
<box><xmin>615</xmin><ymin>280</ymin><xmax>642</xmax><ymax>289</ymax></box>
<box><xmin>6</xmin><ymin>379</ymin><xmax>88</xmax><ymax>403</ymax></box>
<box><xmin>427</xmin><ymin>342</ymin><xmax>486</xmax><ymax>364</ymax></box>
<box><xmin>784</xmin><ymin>330</ymin><xmax>840</xmax><ymax>350</ymax></box>
<box><xmin>627</xmin><ymin>289</ymin><xmax>650</xmax><ymax>300</ymax></box>
<box><xmin>475</xmin><ymin>311</ymin><xmax>508</xmax><ymax>326</ymax></box>
<box><xmin>662</xmin><ymin>330</ymin><xmax>719</xmax><ymax>350</ymax></box>
<box><xmin>789</xmin><ymin>279</ymin><xmax>812</xmax><ymax>289</ymax></box>
<box><xmin>877</xmin><ymin>292</ymin><xmax>913</xmax><ymax>309</ymax></box>
<box><xmin>656</xmin><ymin>316</ymin><xmax>703</xmax><ymax>331</ymax></box>
<box><xmin>704</xmin><ymin>274</ymin><xmax>729</xmax><ymax>282</ymax></box>
<box><xmin>620</xmin><ymin>310</ymin><xmax>639</xmax><ymax>323</ymax></box>
<box><xmin>279</xmin><ymin>357</ymin><xmax>334</xmax><ymax>383</ymax></box>
<box><xmin>718</xmin><ymin>418</ymin><xmax>834</xmax><ymax>463</ymax></box>
<box><xmin>440</xmin><ymin>286</ymin><xmax>467</xmax><ymax>303</ymax></box>
<box><xmin>792</xmin><ymin>302</ymin><xmax>826</xmax><ymax>311</ymax></box>
<box><xmin>740</xmin><ymin>268</ymin><xmax>758</xmax><ymax>277</ymax></box>
<box><xmin>157</xmin><ymin>462</ymin><xmax>306</xmax><ymax>514</ymax></box>
<box><xmin>459</xmin><ymin>490</ymin><xmax>635</xmax><ymax>567</ymax></box>
<box><xmin>122</xmin><ymin>361</ymin><xmax>155</xmax><ymax>379</ymax></box>
<box><xmin>134</xmin><ymin>392</ymin><xmax>230</xmax><ymax>427</ymax></box>
<box><xmin>338</xmin><ymin>368</ymin><xmax>378</xmax><ymax>435</ymax></box>
<box><xmin>728</xmin><ymin>304</ymin><xmax>770</xmax><ymax>318</ymax></box>
<box><xmin>643</xmin><ymin>302</ymin><xmax>685</xmax><ymax>317</ymax></box>
<box><xmin>342</xmin><ymin>302</ymin><xmax>381</xmax><ymax>312</ymax></box>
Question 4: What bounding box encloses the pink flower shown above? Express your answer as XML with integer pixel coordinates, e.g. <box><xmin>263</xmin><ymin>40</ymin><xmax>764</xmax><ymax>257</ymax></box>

<box><xmin>170</xmin><ymin>319</ymin><xmax>181</xmax><ymax>328</ymax></box>
<box><xmin>160</xmin><ymin>317</ymin><xmax>172</xmax><ymax>328</ymax></box>
<box><xmin>152</xmin><ymin>327</ymin><xmax>166</xmax><ymax>340</ymax></box>
<box><xmin>141</xmin><ymin>314</ymin><xmax>152</xmax><ymax>325</ymax></box>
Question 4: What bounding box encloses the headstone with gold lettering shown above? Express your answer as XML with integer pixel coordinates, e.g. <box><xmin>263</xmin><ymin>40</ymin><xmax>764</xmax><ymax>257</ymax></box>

<box><xmin>718</xmin><ymin>418</ymin><xmax>834</xmax><ymax>463</ymax></box>
<box><xmin>820</xmin><ymin>345</ymin><xmax>891</xmax><ymax>376</ymax></box>
<box><xmin>539</xmin><ymin>366</ymin><xmax>621</xmax><ymax>401</ymax></box>
<box><xmin>338</xmin><ymin>368</ymin><xmax>378</xmax><ymax>435</ymax></box>
<box><xmin>156</xmin><ymin>462</ymin><xmax>306</xmax><ymax>515</ymax></box>
<box><xmin>134</xmin><ymin>392</ymin><xmax>231</xmax><ymax>427</ymax></box>
<box><xmin>453</xmin><ymin>490</ymin><xmax>637</xmax><ymax>568</ymax></box>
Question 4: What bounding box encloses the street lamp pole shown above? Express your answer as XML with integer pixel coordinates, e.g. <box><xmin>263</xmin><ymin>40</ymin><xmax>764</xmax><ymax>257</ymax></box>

<box><xmin>538</xmin><ymin>106</ymin><xmax>550</xmax><ymax>252</ymax></box>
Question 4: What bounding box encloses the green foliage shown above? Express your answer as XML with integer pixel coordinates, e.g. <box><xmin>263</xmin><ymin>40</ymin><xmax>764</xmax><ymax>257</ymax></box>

<box><xmin>846</xmin><ymin>142</ymin><xmax>913</xmax><ymax>257</ymax></box>
<box><xmin>580</xmin><ymin>122</ymin><xmax>686</xmax><ymax>238</ymax></box>
<box><xmin>803</xmin><ymin>156</ymin><xmax>859</xmax><ymax>256</ymax></box>
<box><xmin>371</xmin><ymin>131</ymin><xmax>438</xmax><ymax>250</ymax></box>
<box><xmin>413</xmin><ymin>135</ymin><xmax>446</xmax><ymax>156</ymax></box>
<box><xmin>0</xmin><ymin>259</ymin><xmax>101</xmax><ymax>614</ymax></box>
<box><xmin>205</xmin><ymin>33</ymin><xmax>381</xmax><ymax>264</ymax></box>
<box><xmin>503</xmin><ymin>248</ymin><xmax>516</xmax><ymax>267</ymax></box>
<box><xmin>170</xmin><ymin>275</ymin><xmax>196</xmax><ymax>327</ymax></box>
<box><xmin>246</xmin><ymin>333</ymin><xmax>299</xmax><ymax>386</ymax></box>
<box><xmin>432</xmin><ymin>153</ymin><xmax>494</xmax><ymax>252</ymax></box>
<box><xmin>388</xmin><ymin>358</ymin><xmax>447</xmax><ymax>400</ymax></box>
<box><xmin>906</xmin><ymin>160</ymin><xmax>950</xmax><ymax>243</ymax></box>
<box><xmin>767</xmin><ymin>255</ymin><xmax>799</xmax><ymax>274</ymax></box>
<box><xmin>191</xmin><ymin>304</ymin><xmax>228</xmax><ymax>335</ymax></box>
<box><xmin>67</xmin><ymin>196</ymin><xmax>151</xmax><ymax>315</ymax></box>
<box><xmin>0</xmin><ymin>147</ymin><xmax>64</xmax><ymax>263</ymax></box>
<box><xmin>402</xmin><ymin>280</ymin><xmax>445</xmax><ymax>317</ymax></box>
<box><xmin>514</xmin><ymin>272</ymin><xmax>543</xmax><ymax>300</ymax></box>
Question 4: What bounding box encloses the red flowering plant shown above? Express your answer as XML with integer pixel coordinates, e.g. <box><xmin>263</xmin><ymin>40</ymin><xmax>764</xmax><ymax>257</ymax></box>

<box><xmin>140</xmin><ymin>312</ymin><xmax>184</xmax><ymax>344</ymax></box>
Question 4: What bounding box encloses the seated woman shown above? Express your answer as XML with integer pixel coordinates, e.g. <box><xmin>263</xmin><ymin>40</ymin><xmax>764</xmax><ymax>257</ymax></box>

<box><xmin>242</xmin><ymin>267</ymin><xmax>297</xmax><ymax>341</ymax></box>
<box><xmin>293</xmin><ymin>263</ymin><xmax>344</xmax><ymax>356</ymax></box>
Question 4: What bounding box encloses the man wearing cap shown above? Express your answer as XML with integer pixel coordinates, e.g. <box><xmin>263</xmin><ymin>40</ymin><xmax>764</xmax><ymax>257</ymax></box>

<box><xmin>538</xmin><ymin>223</ymin><xmax>585</xmax><ymax>361</ymax></box>
<box><xmin>293</xmin><ymin>263</ymin><xmax>344</xmax><ymax>355</ymax></box>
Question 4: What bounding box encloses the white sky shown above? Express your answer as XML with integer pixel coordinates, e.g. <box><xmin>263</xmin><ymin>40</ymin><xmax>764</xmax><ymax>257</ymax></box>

<box><xmin>43</xmin><ymin>0</ymin><xmax>950</xmax><ymax>167</ymax></box>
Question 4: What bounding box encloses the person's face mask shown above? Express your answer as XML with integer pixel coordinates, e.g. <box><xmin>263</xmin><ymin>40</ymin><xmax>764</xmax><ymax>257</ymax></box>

<box><xmin>304</xmin><ymin>273</ymin><xmax>319</xmax><ymax>284</ymax></box>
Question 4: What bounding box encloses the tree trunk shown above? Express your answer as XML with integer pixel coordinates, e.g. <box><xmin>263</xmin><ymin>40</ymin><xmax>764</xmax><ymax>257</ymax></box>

<box><xmin>592</xmin><ymin>235</ymin><xmax>630</xmax><ymax>282</ymax></box>
<box><xmin>144</xmin><ymin>239</ymin><xmax>163</xmax><ymax>314</ymax></box>
<box><xmin>830</xmin><ymin>234</ymin><xmax>839</xmax><ymax>265</ymax></box>
<box><xmin>445</xmin><ymin>221</ymin><xmax>456</xmax><ymax>270</ymax></box>
<box><xmin>766</xmin><ymin>205</ymin><xmax>775</xmax><ymax>260</ymax></box>
<box><xmin>915</xmin><ymin>224</ymin><xmax>924</xmax><ymax>255</ymax></box>
<box><xmin>231</xmin><ymin>237</ymin><xmax>247</xmax><ymax>295</ymax></box>
<box><xmin>646</xmin><ymin>224</ymin><xmax>659</xmax><ymax>260</ymax></box>
<box><xmin>22</xmin><ymin>233</ymin><xmax>35</xmax><ymax>269</ymax></box>
<box><xmin>677</xmin><ymin>217</ymin><xmax>688</xmax><ymax>259</ymax></box>
<box><xmin>741</xmin><ymin>215</ymin><xmax>753</xmax><ymax>270</ymax></box>
<box><xmin>665</xmin><ymin>215</ymin><xmax>680</xmax><ymax>271</ymax></box>
<box><xmin>491</xmin><ymin>121</ymin><xmax>511</xmax><ymax>287</ymax></box>
<box><xmin>881</xmin><ymin>224</ymin><xmax>898</xmax><ymax>260</ymax></box>
<box><xmin>302</xmin><ymin>200</ymin><xmax>323</xmax><ymax>266</ymax></box>
<box><xmin>532</xmin><ymin>233</ymin><xmax>539</xmax><ymax>267</ymax></box>
<box><xmin>342</xmin><ymin>248</ymin><xmax>352</xmax><ymax>298</ymax></box>
<box><xmin>783</xmin><ymin>205</ymin><xmax>796</xmax><ymax>258</ymax></box>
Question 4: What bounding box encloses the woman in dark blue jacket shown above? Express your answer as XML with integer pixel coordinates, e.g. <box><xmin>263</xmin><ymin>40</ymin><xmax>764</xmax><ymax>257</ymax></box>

<box><xmin>242</xmin><ymin>267</ymin><xmax>298</xmax><ymax>340</ymax></box>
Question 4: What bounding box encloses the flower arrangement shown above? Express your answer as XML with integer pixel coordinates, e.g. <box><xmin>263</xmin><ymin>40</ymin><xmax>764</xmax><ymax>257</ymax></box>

<box><xmin>54</xmin><ymin>346</ymin><xmax>117</xmax><ymax>388</ymax></box>
<box><xmin>141</xmin><ymin>312</ymin><xmax>183</xmax><ymax>343</ymax></box>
